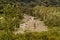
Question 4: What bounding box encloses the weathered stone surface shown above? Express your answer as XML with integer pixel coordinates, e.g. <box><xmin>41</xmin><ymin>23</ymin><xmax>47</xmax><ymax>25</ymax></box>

<box><xmin>15</xmin><ymin>14</ymin><xmax>48</xmax><ymax>34</ymax></box>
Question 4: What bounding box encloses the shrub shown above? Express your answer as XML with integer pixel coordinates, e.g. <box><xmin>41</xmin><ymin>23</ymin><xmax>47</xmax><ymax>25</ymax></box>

<box><xmin>33</xmin><ymin>6</ymin><xmax>60</xmax><ymax>26</ymax></box>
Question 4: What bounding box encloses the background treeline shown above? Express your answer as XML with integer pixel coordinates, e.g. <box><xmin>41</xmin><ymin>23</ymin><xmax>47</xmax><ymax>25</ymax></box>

<box><xmin>0</xmin><ymin>0</ymin><xmax>60</xmax><ymax>7</ymax></box>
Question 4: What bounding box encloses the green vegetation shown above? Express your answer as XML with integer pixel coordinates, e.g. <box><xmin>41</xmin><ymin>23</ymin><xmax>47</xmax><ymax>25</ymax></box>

<box><xmin>0</xmin><ymin>0</ymin><xmax>60</xmax><ymax>40</ymax></box>
<box><xmin>0</xmin><ymin>29</ymin><xmax>60</xmax><ymax>40</ymax></box>
<box><xmin>33</xmin><ymin>6</ymin><xmax>60</xmax><ymax>26</ymax></box>
<box><xmin>16</xmin><ymin>30</ymin><xmax>60</xmax><ymax>40</ymax></box>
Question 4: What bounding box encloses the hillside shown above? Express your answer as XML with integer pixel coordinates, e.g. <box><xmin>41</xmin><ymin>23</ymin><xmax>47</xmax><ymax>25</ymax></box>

<box><xmin>0</xmin><ymin>0</ymin><xmax>60</xmax><ymax>40</ymax></box>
